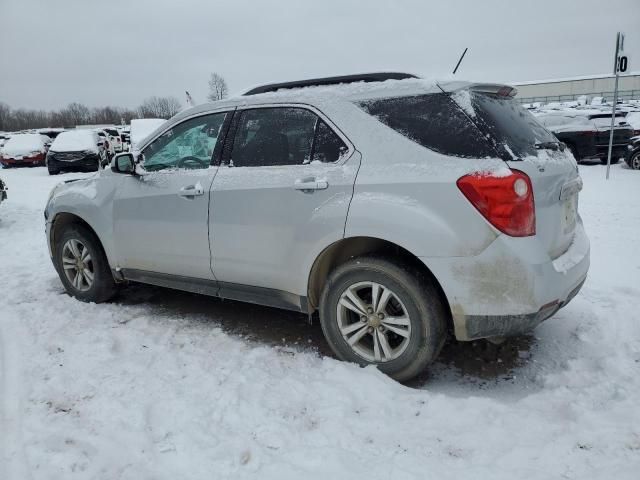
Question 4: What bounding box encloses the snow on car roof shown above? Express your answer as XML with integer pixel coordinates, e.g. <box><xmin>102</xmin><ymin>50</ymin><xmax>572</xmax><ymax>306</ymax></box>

<box><xmin>2</xmin><ymin>133</ymin><xmax>48</xmax><ymax>156</ymax></box>
<box><xmin>50</xmin><ymin>130</ymin><xmax>99</xmax><ymax>153</ymax></box>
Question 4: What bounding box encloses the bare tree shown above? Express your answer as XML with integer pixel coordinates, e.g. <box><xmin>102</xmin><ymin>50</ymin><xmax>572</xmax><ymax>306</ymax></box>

<box><xmin>207</xmin><ymin>73</ymin><xmax>229</xmax><ymax>101</ymax></box>
<box><xmin>0</xmin><ymin>102</ymin><xmax>10</xmax><ymax>131</ymax></box>
<box><xmin>137</xmin><ymin>96</ymin><xmax>182</xmax><ymax>119</ymax></box>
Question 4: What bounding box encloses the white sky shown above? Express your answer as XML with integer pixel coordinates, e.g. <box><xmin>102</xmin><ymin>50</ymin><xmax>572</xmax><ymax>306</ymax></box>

<box><xmin>1</xmin><ymin>0</ymin><xmax>638</xmax><ymax>110</ymax></box>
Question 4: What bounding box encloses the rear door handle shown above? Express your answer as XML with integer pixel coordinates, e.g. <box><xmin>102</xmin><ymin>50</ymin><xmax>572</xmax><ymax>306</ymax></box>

<box><xmin>179</xmin><ymin>182</ymin><xmax>204</xmax><ymax>198</ymax></box>
<box><xmin>294</xmin><ymin>178</ymin><xmax>329</xmax><ymax>192</ymax></box>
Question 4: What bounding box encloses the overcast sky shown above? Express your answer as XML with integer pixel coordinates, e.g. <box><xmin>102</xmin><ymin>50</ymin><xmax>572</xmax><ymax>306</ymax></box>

<box><xmin>1</xmin><ymin>0</ymin><xmax>638</xmax><ymax>110</ymax></box>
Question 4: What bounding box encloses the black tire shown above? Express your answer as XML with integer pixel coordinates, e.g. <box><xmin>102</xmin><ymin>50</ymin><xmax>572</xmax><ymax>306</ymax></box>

<box><xmin>319</xmin><ymin>256</ymin><xmax>447</xmax><ymax>382</ymax></box>
<box><xmin>53</xmin><ymin>223</ymin><xmax>117</xmax><ymax>303</ymax></box>
<box><xmin>631</xmin><ymin>152</ymin><xmax>640</xmax><ymax>170</ymax></box>
<box><xmin>48</xmin><ymin>168</ymin><xmax>59</xmax><ymax>175</ymax></box>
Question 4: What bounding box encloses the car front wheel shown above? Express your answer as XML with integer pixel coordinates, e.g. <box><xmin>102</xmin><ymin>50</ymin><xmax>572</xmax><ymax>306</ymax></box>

<box><xmin>319</xmin><ymin>257</ymin><xmax>447</xmax><ymax>382</ymax></box>
<box><xmin>54</xmin><ymin>224</ymin><xmax>117</xmax><ymax>303</ymax></box>
<box><xmin>630</xmin><ymin>152</ymin><xmax>640</xmax><ymax>170</ymax></box>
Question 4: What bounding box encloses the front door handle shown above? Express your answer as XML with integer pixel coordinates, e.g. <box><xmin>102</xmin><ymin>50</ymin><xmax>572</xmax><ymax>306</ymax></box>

<box><xmin>294</xmin><ymin>177</ymin><xmax>329</xmax><ymax>192</ymax></box>
<box><xmin>179</xmin><ymin>182</ymin><xmax>204</xmax><ymax>198</ymax></box>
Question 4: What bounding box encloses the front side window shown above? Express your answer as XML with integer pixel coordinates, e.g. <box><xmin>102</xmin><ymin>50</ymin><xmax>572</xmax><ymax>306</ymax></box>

<box><xmin>142</xmin><ymin>112</ymin><xmax>227</xmax><ymax>171</ymax></box>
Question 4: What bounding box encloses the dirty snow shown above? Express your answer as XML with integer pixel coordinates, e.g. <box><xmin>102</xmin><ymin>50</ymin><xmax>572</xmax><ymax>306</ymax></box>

<box><xmin>0</xmin><ymin>164</ymin><xmax>639</xmax><ymax>479</ymax></box>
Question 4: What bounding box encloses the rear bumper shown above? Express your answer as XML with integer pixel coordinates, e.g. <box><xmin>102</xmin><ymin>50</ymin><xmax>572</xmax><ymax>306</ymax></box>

<box><xmin>423</xmin><ymin>221</ymin><xmax>590</xmax><ymax>341</ymax></box>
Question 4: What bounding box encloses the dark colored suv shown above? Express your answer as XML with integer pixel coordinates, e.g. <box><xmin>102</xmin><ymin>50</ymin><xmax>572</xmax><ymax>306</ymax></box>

<box><xmin>536</xmin><ymin>111</ymin><xmax>633</xmax><ymax>163</ymax></box>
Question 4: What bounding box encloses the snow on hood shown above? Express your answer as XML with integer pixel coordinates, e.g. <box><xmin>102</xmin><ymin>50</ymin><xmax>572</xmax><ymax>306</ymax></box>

<box><xmin>130</xmin><ymin>118</ymin><xmax>166</xmax><ymax>149</ymax></box>
<box><xmin>50</xmin><ymin>130</ymin><xmax>100</xmax><ymax>153</ymax></box>
<box><xmin>2</xmin><ymin>134</ymin><xmax>47</xmax><ymax>157</ymax></box>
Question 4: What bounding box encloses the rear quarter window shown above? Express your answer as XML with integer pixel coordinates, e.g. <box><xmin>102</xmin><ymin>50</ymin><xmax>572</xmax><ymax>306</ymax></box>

<box><xmin>357</xmin><ymin>93</ymin><xmax>495</xmax><ymax>158</ymax></box>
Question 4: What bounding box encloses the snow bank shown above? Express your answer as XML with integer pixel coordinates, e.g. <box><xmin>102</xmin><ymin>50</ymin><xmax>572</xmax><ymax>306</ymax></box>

<box><xmin>1</xmin><ymin>134</ymin><xmax>47</xmax><ymax>157</ymax></box>
<box><xmin>50</xmin><ymin>130</ymin><xmax>99</xmax><ymax>153</ymax></box>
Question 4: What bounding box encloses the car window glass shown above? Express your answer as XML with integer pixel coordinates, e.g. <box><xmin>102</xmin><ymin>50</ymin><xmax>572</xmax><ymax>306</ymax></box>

<box><xmin>358</xmin><ymin>93</ymin><xmax>495</xmax><ymax>158</ymax></box>
<box><xmin>142</xmin><ymin>112</ymin><xmax>226</xmax><ymax>171</ymax></box>
<box><xmin>308</xmin><ymin>120</ymin><xmax>349</xmax><ymax>163</ymax></box>
<box><xmin>230</xmin><ymin>107</ymin><xmax>317</xmax><ymax>167</ymax></box>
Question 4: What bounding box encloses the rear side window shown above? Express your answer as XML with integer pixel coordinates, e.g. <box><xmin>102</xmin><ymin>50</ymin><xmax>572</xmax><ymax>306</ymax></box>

<box><xmin>358</xmin><ymin>93</ymin><xmax>495</xmax><ymax>158</ymax></box>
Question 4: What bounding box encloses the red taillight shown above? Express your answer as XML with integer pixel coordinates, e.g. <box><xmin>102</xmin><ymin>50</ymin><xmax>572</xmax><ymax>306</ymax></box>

<box><xmin>457</xmin><ymin>169</ymin><xmax>535</xmax><ymax>237</ymax></box>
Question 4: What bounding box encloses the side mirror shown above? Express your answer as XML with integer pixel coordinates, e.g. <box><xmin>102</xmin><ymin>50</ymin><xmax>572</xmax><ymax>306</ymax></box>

<box><xmin>111</xmin><ymin>152</ymin><xmax>136</xmax><ymax>175</ymax></box>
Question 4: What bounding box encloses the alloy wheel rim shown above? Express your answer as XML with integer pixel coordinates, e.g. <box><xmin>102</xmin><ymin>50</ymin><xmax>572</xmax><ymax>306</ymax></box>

<box><xmin>336</xmin><ymin>281</ymin><xmax>411</xmax><ymax>363</ymax></box>
<box><xmin>61</xmin><ymin>239</ymin><xmax>94</xmax><ymax>292</ymax></box>
<box><xmin>632</xmin><ymin>154</ymin><xmax>640</xmax><ymax>170</ymax></box>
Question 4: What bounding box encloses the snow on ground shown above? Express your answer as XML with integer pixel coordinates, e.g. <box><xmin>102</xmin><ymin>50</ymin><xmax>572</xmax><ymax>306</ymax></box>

<box><xmin>0</xmin><ymin>164</ymin><xmax>639</xmax><ymax>479</ymax></box>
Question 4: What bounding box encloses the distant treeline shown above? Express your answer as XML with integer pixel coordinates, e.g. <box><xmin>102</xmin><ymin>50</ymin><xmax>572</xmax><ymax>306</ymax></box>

<box><xmin>0</xmin><ymin>96</ymin><xmax>182</xmax><ymax>131</ymax></box>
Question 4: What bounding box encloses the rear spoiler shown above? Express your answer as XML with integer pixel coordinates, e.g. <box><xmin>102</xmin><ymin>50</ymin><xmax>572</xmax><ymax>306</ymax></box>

<box><xmin>439</xmin><ymin>82</ymin><xmax>518</xmax><ymax>98</ymax></box>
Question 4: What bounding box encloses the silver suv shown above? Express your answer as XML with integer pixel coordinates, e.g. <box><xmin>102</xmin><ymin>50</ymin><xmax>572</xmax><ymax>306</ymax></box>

<box><xmin>45</xmin><ymin>73</ymin><xmax>590</xmax><ymax>381</ymax></box>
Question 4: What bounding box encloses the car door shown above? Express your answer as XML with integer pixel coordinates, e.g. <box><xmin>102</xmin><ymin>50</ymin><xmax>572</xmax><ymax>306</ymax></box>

<box><xmin>113</xmin><ymin>111</ymin><xmax>229</xmax><ymax>280</ymax></box>
<box><xmin>209</xmin><ymin>105</ymin><xmax>360</xmax><ymax>302</ymax></box>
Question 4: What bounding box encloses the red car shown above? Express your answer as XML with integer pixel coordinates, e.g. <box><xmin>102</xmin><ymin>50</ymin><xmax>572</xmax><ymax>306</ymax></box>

<box><xmin>0</xmin><ymin>133</ymin><xmax>49</xmax><ymax>167</ymax></box>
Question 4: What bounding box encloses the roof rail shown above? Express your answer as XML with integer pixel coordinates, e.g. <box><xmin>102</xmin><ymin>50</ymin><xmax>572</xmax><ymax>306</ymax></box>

<box><xmin>242</xmin><ymin>72</ymin><xmax>419</xmax><ymax>96</ymax></box>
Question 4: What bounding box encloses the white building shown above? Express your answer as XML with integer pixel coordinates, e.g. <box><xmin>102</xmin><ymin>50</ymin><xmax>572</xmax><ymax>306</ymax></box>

<box><xmin>511</xmin><ymin>72</ymin><xmax>640</xmax><ymax>104</ymax></box>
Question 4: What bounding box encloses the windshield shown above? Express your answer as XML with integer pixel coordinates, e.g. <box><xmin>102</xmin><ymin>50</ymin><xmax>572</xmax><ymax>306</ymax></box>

<box><xmin>463</xmin><ymin>92</ymin><xmax>558</xmax><ymax>159</ymax></box>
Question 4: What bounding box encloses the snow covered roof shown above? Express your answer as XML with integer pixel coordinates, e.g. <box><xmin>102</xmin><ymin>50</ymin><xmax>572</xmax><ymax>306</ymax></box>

<box><xmin>2</xmin><ymin>133</ymin><xmax>48</xmax><ymax>156</ymax></box>
<box><xmin>50</xmin><ymin>130</ymin><xmax>99</xmax><ymax>153</ymax></box>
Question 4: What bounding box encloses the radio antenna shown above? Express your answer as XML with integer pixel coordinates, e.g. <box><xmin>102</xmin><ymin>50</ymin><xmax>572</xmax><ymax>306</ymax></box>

<box><xmin>452</xmin><ymin>48</ymin><xmax>468</xmax><ymax>75</ymax></box>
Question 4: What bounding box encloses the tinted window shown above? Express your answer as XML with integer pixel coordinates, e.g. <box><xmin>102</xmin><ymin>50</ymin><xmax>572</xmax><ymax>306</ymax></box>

<box><xmin>310</xmin><ymin>120</ymin><xmax>349</xmax><ymax>163</ymax></box>
<box><xmin>231</xmin><ymin>107</ymin><xmax>317</xmax><ymax>167</ymax></box>
<box><xmin>358</xmin><ymin>93</ymin><xmax>495</xmax><ymax>158</ymax></box>
<box><xmin>467</xmin><ymin>92</ymin><xmax>557</xmax><ymax>158</ymax></box>
<box><xmin>142</xmin><ymin>112</ymin><xmax>226</xmax><ymax>171</ymax></box>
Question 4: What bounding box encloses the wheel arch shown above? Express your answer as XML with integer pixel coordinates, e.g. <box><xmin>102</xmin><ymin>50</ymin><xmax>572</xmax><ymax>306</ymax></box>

<box><xmin>306</xmin><ymin>236</ymin><xmax>452</xmax><ymax>329</ymax></box>
<box><xmin>49</xmin><ymin>212</ymin><xmax>115</xmax><ymax>274</ymax></box>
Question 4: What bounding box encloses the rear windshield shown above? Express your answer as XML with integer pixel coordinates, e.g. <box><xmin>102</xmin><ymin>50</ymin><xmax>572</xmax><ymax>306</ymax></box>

<box><xmin>465</xmin><ymin>92</ymin><xmax>557</xmax><ymax>159</ymax></box>
<box><xmin>357</xmin><ymin>93</ymin><xmax>496</xmax><ymax>158</ymax></box>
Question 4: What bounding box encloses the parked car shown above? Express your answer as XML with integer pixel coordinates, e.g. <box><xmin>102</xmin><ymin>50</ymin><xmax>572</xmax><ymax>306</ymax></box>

<box><xmin>44</xmin><ymin>73</ymin><xmax>590</xmax><ymax>382</ymax></box>
<box><xmin>0</xmin><ymin>177</ymin><xmax>6</xmax><ymax>205</ymax></box>
<box><xmin>46</xmin><ymin>130</ymin><xmax>106</xmax><ymax>174</ymax></box>
<box><xmin>120</xmin><ymin>129</ymin><xmax>131</xmax><ymax>152</ymax></box>
<box><xmin>0</xmin><ymin>133</ymin><xmax>49</xmax><ymax>167</ymax></box>
<box><xmin>625</xmin><ymin>136</ymin><xmax>640</xmax><ymax>170</ymax></box>
<box><xmin>104</xmin><ymin>127</ymin><xmax>123</xmax><ymax>154</ymax></box>
<box><xmin>536</xmin><ymin>111</ymin><xmax>633</xmax><ymax>164</ymax></box>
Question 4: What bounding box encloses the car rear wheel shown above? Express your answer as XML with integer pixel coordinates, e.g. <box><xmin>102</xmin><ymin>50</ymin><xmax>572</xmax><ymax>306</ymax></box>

<box><xmin>54</xmin><ymin>224</ymin><xmax>117</xmax><ymax>303</ymax></box>
<box><xmin>631</xmin><ymin>152</ymin><xmax>640</xmax><ymax>170</ymax></box>
<box><xmin>319</xmin><ymin>257</ymin><xmax>447</xmax><ymax>382</ymax></box>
